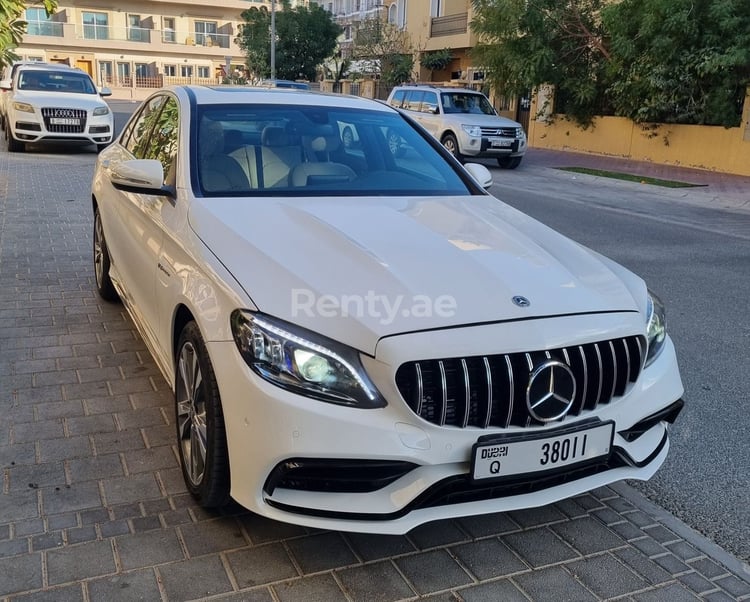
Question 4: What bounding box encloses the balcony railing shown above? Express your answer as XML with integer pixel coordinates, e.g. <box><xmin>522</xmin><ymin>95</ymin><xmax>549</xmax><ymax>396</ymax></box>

<box><xmin>26</xmin><ymin>21</ymin><xmax>64</xmax><ymax>37</ymax></box>
<box><xmin>24</xmin><ymin>22</ymin><xmax>232</xmax><ymax>49</ymax></box>
<box><xmin>430</xmin><ymin>13</ymin><xmax>468</xmax><ymax>37</ymax></box>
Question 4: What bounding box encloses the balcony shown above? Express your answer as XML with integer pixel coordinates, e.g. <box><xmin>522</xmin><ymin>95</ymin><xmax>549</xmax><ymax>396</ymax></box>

<box><xmin>23</xmin><ymin>22</ymin><xmax>235</xmax><ymax>52</ymax></box>
<box><xmin>430</xmin><ymin>13</ymin><xmax>468</xmax><ymax>37</ymax></box>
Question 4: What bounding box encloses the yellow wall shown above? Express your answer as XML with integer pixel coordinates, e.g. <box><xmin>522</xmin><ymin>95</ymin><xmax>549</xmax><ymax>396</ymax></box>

<box><xmin>528</xmin><ymin>88</ymin><xmax>750</xmax><ymax>176</ymax></box>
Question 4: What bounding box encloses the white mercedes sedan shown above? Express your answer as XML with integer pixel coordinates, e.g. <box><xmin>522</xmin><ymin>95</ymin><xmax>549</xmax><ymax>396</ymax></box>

<box><xmin>91</xmin><ymin>85</ymin><xmax>684</xmax><ymax>534</ymax></box>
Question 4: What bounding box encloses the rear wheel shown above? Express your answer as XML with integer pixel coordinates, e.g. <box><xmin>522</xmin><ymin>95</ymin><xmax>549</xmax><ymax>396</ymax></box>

<box><xmin>497</xmin><ymin>156</ymin><xmax>522</xmax><ymax>169</ymax></box>
<box><xmin>93</xmin><ymin>208</ymin><xmax>119</xmax><ymax>302</ymax></box>
<box><xmin>441</xmin><ymin>133</ymin><xmax>462</xmax><ymax>162</ymax></box>
<box><xmin>175</xmin><ymin>322</ymin><xmax>231</xmax><ymax>508</ymax></box>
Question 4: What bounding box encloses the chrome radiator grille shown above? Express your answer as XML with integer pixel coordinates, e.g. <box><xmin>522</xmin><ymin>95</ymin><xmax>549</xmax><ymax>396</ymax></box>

<box><xmin>480</xmin><ymin>126</ymin><xmax>517</xmax><ymax>137</ymax></box>
<box><xmin>394</xmin><ymin>336</ymin><xmax>646</xmax><ymax>429</ymax></box>
<box><xmin>41</xmin><ymin>108</ymin><xmax>87</xmax><ymax>133</ymax></box>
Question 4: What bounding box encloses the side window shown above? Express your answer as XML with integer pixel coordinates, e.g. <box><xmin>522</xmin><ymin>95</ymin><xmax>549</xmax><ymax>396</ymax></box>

<box><xmin>404</xmin><ymin>91</ymin><xmax>424</xmax><ymax>112</ymax></box>
<box><xmin>422</xmin><ymin>92</ymin><xmax>438</xmax><ymax>113</ymax></box>
<box><xmin>124</xmin><ymin>95</ymin><xmax>167</xmax><ymax>158</ymax></box>
<box><xmin>142</xmin><ymin>97</ymin><xmax>179</xmax><ymax>181</ymax></box>
<box><xmin>389</xmin><ymin>89</ymin><xmax>405</xmax><ymax>108</ymax></box>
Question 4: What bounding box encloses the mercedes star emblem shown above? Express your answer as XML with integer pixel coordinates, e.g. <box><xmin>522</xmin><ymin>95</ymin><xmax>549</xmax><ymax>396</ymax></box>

<box><xmin>526</xmin><ymin>360</ymin><xmax>577</xmax><ymax>422</ymax></box>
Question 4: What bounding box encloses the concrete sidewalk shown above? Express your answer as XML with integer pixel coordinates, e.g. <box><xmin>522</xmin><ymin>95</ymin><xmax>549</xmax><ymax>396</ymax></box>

<box><xmin>524</xmin><ymin>148</ymin><xmax>750</xmax><ymax>213</ymax></box>
<box><xmin>1</xmin><ymin>145</ymin><xmax>749</xmax><ymax>601</ymax></box>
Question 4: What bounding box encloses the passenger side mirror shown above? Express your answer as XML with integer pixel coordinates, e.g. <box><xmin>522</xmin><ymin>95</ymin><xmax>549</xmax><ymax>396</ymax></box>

<box><xmin>109</xmin><ymin>159</ymin><xmax>169</xmax><ymax>195</ymax></box>
<box><xmin>464</xmin><ymin>163</ymin><xmax>493</xmax><ymax>190</ymax></box>
<box><xmin>99</xmin><ymin>86</ymin><xmax>112</xmax><ymax>97</ymax></box>
<box><xmin>0</xmin><ymin>80</ymin><xmax>12</xmax><ymax>91</ymax></box>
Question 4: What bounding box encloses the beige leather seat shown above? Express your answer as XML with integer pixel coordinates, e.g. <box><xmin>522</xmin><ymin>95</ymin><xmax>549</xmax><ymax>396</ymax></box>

<box><xmin>291</xmin><ymin>132</ymin><xmax>357</xmax><ymax>186</ymax></box>
<box><xmin>199</xmin><ymin>119</ymin><xmax>252</xmax><ymax>192</ymax></box>
<box><xmin>260</xmin><ymin>126</ymin><xmax>303</xmax><ymax>188</ymax></box>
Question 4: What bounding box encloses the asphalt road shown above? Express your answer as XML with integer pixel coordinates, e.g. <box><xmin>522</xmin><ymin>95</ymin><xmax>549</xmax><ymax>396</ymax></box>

<box><xmin>485</xmin><ymin>161</ymin><xmax>750</xmax><ymax>563</ymax></box>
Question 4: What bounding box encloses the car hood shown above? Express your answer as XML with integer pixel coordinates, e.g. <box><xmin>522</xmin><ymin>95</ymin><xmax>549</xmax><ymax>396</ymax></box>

<box><xmin>447</xmin><ymin>113</ymin><xmax>522</xmax><ymax>128</ymax></box>
<box><xmin>13</xmin><ymin>90</ymin><xmax>108</xmax><ymax>110</ymax></box>
<box><xmin>190</xmin><ymin>195</ymin><xmax>643</xmax><ymax>355</ymax></box>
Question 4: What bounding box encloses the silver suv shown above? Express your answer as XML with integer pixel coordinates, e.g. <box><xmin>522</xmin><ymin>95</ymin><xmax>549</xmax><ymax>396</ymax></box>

<box><xmin>387</xmin><ymin>85</ymin><xmax>526</xmax><ymax>169</ymax></box>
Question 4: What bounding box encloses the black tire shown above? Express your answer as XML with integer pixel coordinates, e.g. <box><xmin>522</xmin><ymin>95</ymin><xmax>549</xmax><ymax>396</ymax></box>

<box><xmin>175</xmin><ymin>321</ymin><xmax>231</xmax><ymax>508</ymax></box>
<box><xmin>342</xmin><ymin>126</ymin><xmax>354</xmax><ymax>149</ymax></box>
<box><xmin>7</xmin><ymin>131</ymin><xmax>24</xmax><ymax>153</ymax></box>
<box><xmin>497</xmin><ymin>156</ymin><xmax>522</xmax><ymax>169</ymax></box>
<box><xmin>441</xmin><ymin>133</ymin><xmax>462</xmax><ymax>162</ymax></box>
<box><xmin>93</xmin><ymin>208</ymin><xmax>120</xmax><ymax>302</ymax></box>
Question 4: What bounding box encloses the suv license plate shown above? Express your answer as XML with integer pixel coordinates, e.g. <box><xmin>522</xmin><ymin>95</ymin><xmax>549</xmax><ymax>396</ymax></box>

<box><xmin>50</xmin><ymin>118</ymin><xmax>80</xmax><ymax>125</ymax></box>
<box><xmin>472</xmin><ymin>422</ymin><xmax>613</xmax><ymax>481</ymax></box>
<box><xmin>490</xmin><ymin>138</ymin><xmax>512</xmax><ymax>147</ymax></box>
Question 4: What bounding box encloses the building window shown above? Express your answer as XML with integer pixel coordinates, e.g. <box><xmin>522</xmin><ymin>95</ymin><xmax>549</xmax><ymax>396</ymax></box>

<box><xmin>397</xmin><ymin>0</ymin><xmax>407</xmax><ymax>28</ymax></box>
<box><xmin>194</xmin><ymin>21</ymin><xmax>217</xmax><ymax>46</ymax></box>
<box><xmin>180</xmin><ymin>65</ymin><xmax>193</xmax><ymax>78</ymax></box>
<box><xmin>25</xmin><ymin>8</ymin><xmax>63</xmax><ymax>36</ymax></box>
<box><xmin>98</xmin><ymin>61</ymin><xmax>113</xmax><ymax>84</ymax></box>
<box><xmin>164</xmin><ymin>65</ymin><xmax>176</xmax><ymax>77</ymax></box>
<box><xmin>197</xmin><ymin>66</ymin><xmax>210</xmax><ymax>79</ymax></box>
<box><xmin>388</xmin><ymin>4</ymin><xmax>397</xmax><ymax>24</ymax></box>
<box><xmin>82</xmin><ymin>11</ymin><xmax>108</xmax><ymax>40</ymax></box>
<box><xmin>430</xmin><ymin>0</ymin><xmax>442</xmax><ymax>17</ymax></box>
<box><xmin>128</xmin><ymin>15</ymin><xmax>148</xmax><ymax>42</ymax></box>
<box><xmin>162</xmin><ymin>17</ymin><xmax>176</xmax><ymax>43</ymax></box>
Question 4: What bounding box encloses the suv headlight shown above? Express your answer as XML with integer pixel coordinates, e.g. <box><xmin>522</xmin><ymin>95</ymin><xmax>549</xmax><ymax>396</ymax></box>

<box><xmin>515</xmin><ymin>127</ymin><xmax>525</xmax><ymax>138</ymax></box>
<box><xmin>231</xmin><ymin>311</ymin><xmax>386</xmax><ymax>408</ymax></box>
<box><xmin>645</xmin><ymin>291</ymin><xmax>667</xmax><ymax>367</ymax></box>
<box><xmin>13</xmin><ymin>101</ymin><xmax>35</xmax><ymax>113</ymax></box>
<box><xmin>93</xmin><ymin>106</ymin><xmax>110</xmax><ymax>116</ymax></box>
<box><xmin>461</xmin><ymin>125</ymin><xmax>482</xmax><ymax>137</ymax></box>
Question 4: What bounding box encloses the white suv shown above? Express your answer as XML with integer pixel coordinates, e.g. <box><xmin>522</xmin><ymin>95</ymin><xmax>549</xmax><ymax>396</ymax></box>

<box><xmin>1</xmin><ymin>63</ymin><xmax>114</xmax><ymax>153</ymax></box>
<box><xmin>387</xmin><ymin>85</ymin><xmax>526</xmax><ymax>169</ymax></box>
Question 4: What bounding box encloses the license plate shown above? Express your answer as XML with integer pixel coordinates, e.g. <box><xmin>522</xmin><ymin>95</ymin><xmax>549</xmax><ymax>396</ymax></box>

<box><xmin>50</xmin><ymin>118</ymin><xmax>80</xmax><ymax>125</ymax></box>
<box><xmin>471</xmin><ymin>422</ymin><xmax>613</xmax><ymax>481</ymax></box>
<box><xmin>489</xmin><ymin>138</ymin><xmax>512</xmax><ymax>148</ymax></box>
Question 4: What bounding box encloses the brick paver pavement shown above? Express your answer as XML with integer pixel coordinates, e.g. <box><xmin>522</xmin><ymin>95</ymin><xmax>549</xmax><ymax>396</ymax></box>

<box><xmin>1</xmin><ymin>144</ymin><xmax>749</xmax><ymax>601</ymax></box>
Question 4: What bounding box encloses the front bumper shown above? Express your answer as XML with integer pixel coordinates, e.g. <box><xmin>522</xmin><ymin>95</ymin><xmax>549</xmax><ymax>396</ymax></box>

<box><xmin>460</xmin><ymin>134</ymin><xmax>527</xmax><ymax>158</ymax></box>
<box><xmin>8</xmin><ymin>108</ymin><xmax>113</xmax><ymax>146</ymax></box>
<box><xmin>207</xmin><ymin>322</ymin><xmax>684</xmax><ymax>534</ymax></box>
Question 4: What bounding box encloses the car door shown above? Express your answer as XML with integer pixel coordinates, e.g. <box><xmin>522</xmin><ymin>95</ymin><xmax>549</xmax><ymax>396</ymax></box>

<box><xmin>103</xmin><ymin>94</ymin><xmax>171</xmax><ymax>360</ymax></box>
<box><xmin>417</xmin><ymin>91</ymin><xmax>441</xmax><ymax>136</ymax></box>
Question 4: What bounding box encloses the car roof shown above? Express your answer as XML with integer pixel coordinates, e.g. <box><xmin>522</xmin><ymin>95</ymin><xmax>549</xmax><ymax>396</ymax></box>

<box><xmin>16</xmin><ymin>63</ymin><xmax>89</xmax><ymax>75</ymax></box>
<box><xmin>172</xmin><ymin>85</ymin><xmax>395</xmax><ymax>112</ymax></box>
<box><xmin>393</xmin><ymin>85</ymin><xmax>484</xmax><ymax>94</ymax></box>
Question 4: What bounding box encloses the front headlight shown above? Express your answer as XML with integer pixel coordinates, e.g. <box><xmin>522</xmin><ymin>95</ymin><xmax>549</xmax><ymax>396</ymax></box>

<box><xmin>13</xmin><ymin>101</ymin><xmax>35</xmax><ymax>113</ymax></box>
<box><xmin>515</xmin><ymin>127</ymin><xmax>525</xmax><ymax>138</ymax></box>
<box><xmin>645</xmin><ymin>291</ymin><xmax>667</xmax><ymax>367</ymax></box>
<box><xmin>93</xmin><ymin>106</ymin><xmax>110</xmax><ymax>116</ymax></box>
<box><xmin>461</xmin><ymin>124</ymin><xmax>482</xmax><ymax>137</ymax></box>
<box><xmin>231</xmin><ymin>311</ymin><xmax>386</xmax><ymax>408</ymax></box>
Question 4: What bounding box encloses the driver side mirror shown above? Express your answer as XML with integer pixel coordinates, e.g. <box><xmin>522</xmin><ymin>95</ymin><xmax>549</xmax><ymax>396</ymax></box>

<box><xmin>0</xmin><ymin>80</ymin><xmax>11</xmax><ymax>91</ymax></box>
<box><xmin>99</xmin><ymin>86</ymin><xmax>112</xmax><ymax>97</ymax></box>
<box><xmin>464</xmin><ymin>163</ymin><xmax>493</xmax><ymax>190</ymax></box>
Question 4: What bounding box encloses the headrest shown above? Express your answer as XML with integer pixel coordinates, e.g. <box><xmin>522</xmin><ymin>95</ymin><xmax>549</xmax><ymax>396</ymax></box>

<box><xmin>261</xmin><ymin>126</ymin><xmax>289</xmax><ymax>147</ymax></box>
<box><xmin>304</xmin><ymin>125</ymin><xmax>340</xmax><ymax>153</ymax></box>
<box><xmin>199</xmin><ymin>119</ymin><xmax>225</xmax><ymax>157</ymax></box>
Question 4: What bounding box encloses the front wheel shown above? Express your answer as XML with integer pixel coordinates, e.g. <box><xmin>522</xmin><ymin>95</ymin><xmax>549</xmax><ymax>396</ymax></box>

<box><xmin>497</xmin><ymin>156</ymin><xmax>522</xmax><ymax>169</ymax></box>
<box><xmin>441</xmin><ymin>133</ymin><xmax>462</xmax><ymax>162</ymax></box>
<box><xmin>6</xmin><ymin>131</ymin><xmax>24</xmax><ymax>153</ymax></box>
<box><xmin>175</xmin><ymin>322</ymin><xmax>230</xmax><ymax>508</ymax></box>
<box><xmin>93</xmin><ymin>208</ymin><xmax>119</xmax><ymax>302</ymax></box>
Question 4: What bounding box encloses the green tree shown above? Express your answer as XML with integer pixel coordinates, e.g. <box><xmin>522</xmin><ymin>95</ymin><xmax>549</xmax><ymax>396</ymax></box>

<box><xmin>603</xmin><ymin>0</ymin><xmax>750</xmax><ymax>126</ymax></box>
<box><xmin>350</xmin><ymin>19</ymin><xmax>414</xmax><ymax>86</ymax></box>
<box><xmin>236</xmin><ymin>2</ymin><xmax>341</xmax><ymax>82</ymax></box>
<box><xmin>420</xmin><ymin>48</ymin><xmax>452</xmax><ymax>81</ymax></box>
<box><xmin>1</xmin><ymin>0</ymin><xmax>57</xmax><ymax>69</ymax></box>
<box><xmin>471</xmin><ymin>0</ymin><xmax>611</xmax><ymax>126</ymax></box>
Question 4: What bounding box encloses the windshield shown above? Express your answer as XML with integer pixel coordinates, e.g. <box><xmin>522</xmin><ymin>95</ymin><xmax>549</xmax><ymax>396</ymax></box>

<box><xmin>194</xmin><ymin>104</ymin><xmax>476</xmax><ymax>198</ymax></box>
<box><xmin>18</xmin><ymin>70</ymin><xmax>97</xmax><ymax>94</ymax></box>
<box><xmin>441</xmin><ymin>92</ymin><xmax>496</xmax><ymax>115</ymax></box>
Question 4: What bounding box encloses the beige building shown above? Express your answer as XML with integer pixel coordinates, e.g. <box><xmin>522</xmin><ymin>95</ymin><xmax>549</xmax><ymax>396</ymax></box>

<box><xmin>15</xmin><ymin>0</ymin><xmax>277</xmax><ymax>98</ymax></box>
